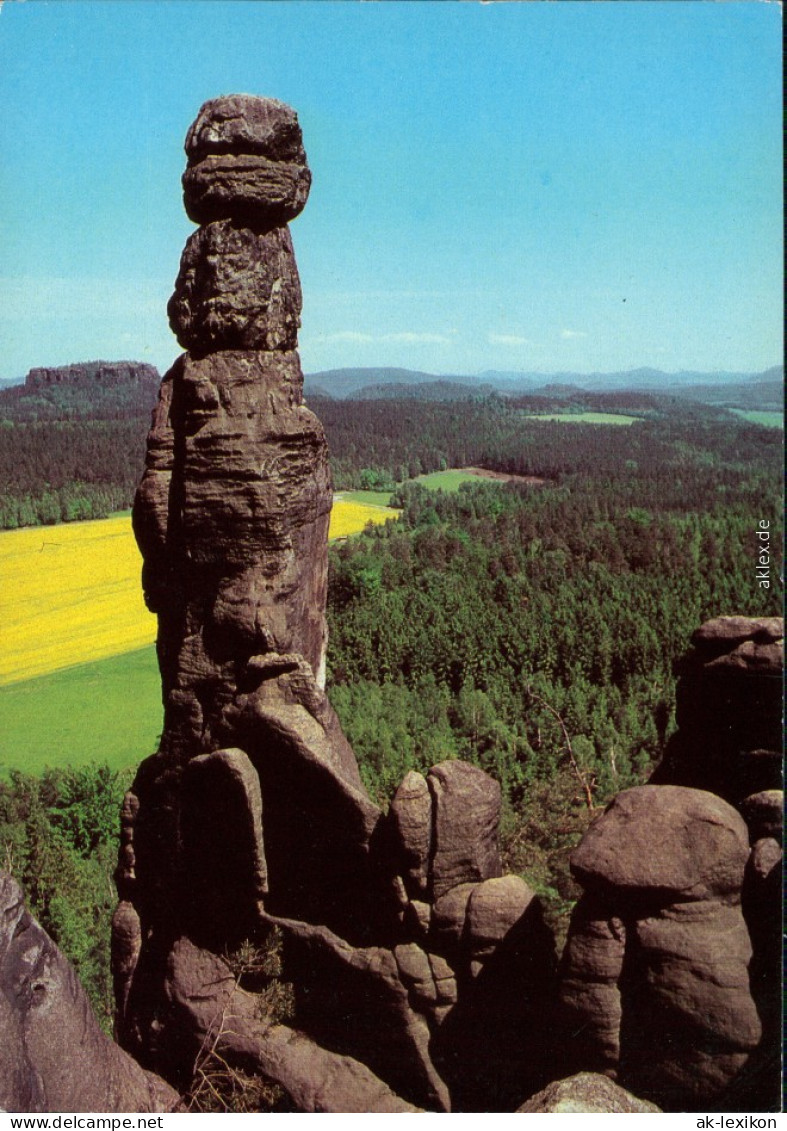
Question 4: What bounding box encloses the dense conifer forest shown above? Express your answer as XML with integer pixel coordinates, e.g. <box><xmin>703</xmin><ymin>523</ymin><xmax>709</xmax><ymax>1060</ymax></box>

<box><xmin>0</xmin><ymin>383</ymin><xmax>778</xmax><ymax>526</ymax></box>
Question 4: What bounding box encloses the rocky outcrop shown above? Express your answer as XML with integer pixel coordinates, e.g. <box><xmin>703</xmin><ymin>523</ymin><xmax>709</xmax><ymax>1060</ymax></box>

<box><xmin>115</xmin><ymin>94</ymin><xmax>387</xmax><ymax>1084</ymax></box>
<box><xmin>153</xmin><ymin>935</ymin><xmax>421</xmax><ymax>1112</ymax></box>
<box><xmin>0</xmin><ymin>873</ymin><xmax>179</xmax><ymax>1114</ymax></box>
<box><xmin>111</xmin><ymin>94</ymin><xmax>782</xmax><ymax>1115</ymax></box>
<box><xmin>644</xmin><ymin>614</ymin><xmax>783</xmax><ymax>1109</ymax></box>
<box><xmin>182</xmin><ymin>95</ymin><xmax>311</xmax><ymax>228</ymax></box>
<box><xmin>25</xmin><ymin>360</ymin><xmax>160</xmax><ymax>391</ymax></box>
<box><xmin>258</xmin><ymin>1027</ymin><xmax>423</xmax><ymax>1113</ymax></box>
<box><xmin>557</xmin><ymin>786</ymin><xmax>765</xmax><ymax>1111</ymax></box>
<box><xmin>652</xmin><ymin>616</ymin><xmax>783</xmax><ymax>803</ymax></box>
<box><xmin>169</xmin><ymin>223</ymin><xmax>301</xmax><ymax>354</ymax></box>
<box><xmin>518</xmin><ymin>1073</ymin><xmax>661</xmax><ymax>1113</ymax></box>
<box><xmin>114</xmin><ymin>95</ymin><xmax>557</xmax><ymax>1112</ymax></box>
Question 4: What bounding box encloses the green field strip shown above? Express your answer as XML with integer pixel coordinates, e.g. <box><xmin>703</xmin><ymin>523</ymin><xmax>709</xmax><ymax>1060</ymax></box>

<box><xmin>0</xmin><ymin>645</ymin><xmax>162</xmax><ymax>777</ymax></box>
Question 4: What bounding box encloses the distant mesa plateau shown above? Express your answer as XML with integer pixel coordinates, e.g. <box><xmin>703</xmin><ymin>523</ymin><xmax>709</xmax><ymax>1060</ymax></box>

<box><xmin>0</xmin><ymin>95</ymin><xmax>782</xmax><ymax>1115</ymax></box>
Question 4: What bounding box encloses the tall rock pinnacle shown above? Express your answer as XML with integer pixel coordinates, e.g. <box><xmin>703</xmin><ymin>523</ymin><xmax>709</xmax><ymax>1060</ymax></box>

<box><xmin>113</xmin><ymin>98</ymin><xmax>559</xmax><ymax>1112</ymax></box>
<box><xmin>117</xmin><ymin>97</ymin><xmax>381</xmax><ymax>1029</ymax></box>
<box><xmin>134</xmin><ymin>94</ymin><xmax>332</xmax><ymax>758</ymax></box>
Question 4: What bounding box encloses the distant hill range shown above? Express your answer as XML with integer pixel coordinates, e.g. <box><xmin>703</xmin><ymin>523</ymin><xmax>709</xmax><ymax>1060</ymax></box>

<box><xmin>1</xmin><ymin>360</ymin><xmax>781</xmax><ymax>416</ymax></box>
<box><xmin>0</xmin><ymin>361</ymin><xmax>161</xmax><ymax>421</ymax></box>
<box><xmin>306</xmin><ymin>364</ymin><xmax>784</xmax><ymax>410</ymax></box>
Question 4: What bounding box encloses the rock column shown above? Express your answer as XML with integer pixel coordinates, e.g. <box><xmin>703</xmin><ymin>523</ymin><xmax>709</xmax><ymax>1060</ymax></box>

<box><xmin>114</xmin><ymin>95</ymin><xmax>559</xmax><ymax>1112</ymax></box>
<box><xmin>115</xmin><ymin>97</ymin><xmax>381</xmax><ymax>1070</ymax></box>
<box><xmin>135</xmin><ymin>95</ymin><xmax>331</xmax><ymax>758</ymax></box>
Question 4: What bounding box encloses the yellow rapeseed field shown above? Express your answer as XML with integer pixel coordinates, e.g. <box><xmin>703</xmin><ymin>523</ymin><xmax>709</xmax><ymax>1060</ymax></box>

<box><xmin>0</xmin><ymin>516</ymin><xmax>155</xmax><ymax>686</ymax></box>
<box><xmin>328</xmin><ymin>498</ymin><xmax>397</xmax><ymax>540</ymax></box>
<box><xmin>0</xmin><ymin>499</ymin><xmax>397</xmax><ymax>686</ymax></box>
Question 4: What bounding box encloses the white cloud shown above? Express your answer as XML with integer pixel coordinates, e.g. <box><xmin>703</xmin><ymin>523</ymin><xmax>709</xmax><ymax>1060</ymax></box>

<box><xmin>322</xmin><ymin>330</ymin><xmax>452</xmax><ymax>345</ymax></box>
<box><xmin>384</xmin><ymin>332</ymin><xmax>451</xmax><ymax>344</ymax></box>
<box><xmin>488</xmin><ymin>333</ymin><xmax>532</xmax><ymax>347</ymax></box>
<box><xmin>323</xmin><ymin>331</ymin><xmax>377</xmax><ymax>344</ymax></box>
<box><xmin>560</xmin><ymin>329</ymin><xmax>588</xmax><ymax>340</ymax></box>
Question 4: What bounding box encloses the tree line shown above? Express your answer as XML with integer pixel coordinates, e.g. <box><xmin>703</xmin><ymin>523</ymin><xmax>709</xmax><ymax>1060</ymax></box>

<box><xmin>0</xmin><ymin>389</ymin><xmax>778</xmax><ymax>528</ymax></box>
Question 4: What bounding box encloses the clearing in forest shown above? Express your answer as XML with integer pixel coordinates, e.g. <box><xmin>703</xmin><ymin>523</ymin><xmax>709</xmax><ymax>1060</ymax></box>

<box><xmin>527</xmin><ymin>412</ymin><xmax>639</xmax><ymax>425</ymax></box>
<box><xmin>411</xmin><ymin>469</ymin><xmax>494</xmax><ymax>492</ymax></box>
<box><xmin>729</xmin><ymin>409</ymin><xmax>783</xmax><ymax>429</ymax></box>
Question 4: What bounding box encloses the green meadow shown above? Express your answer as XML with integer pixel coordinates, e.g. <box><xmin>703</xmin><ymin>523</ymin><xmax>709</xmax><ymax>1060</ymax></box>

<box><xmin>0</xmin><ymin>645</ymin><xmax>161</xmax><ymax>777</ymax></box>
<box><xmin>337</xmin><ymin>489</ymin><xmax>397</xmax><ymax>507</ymax></box>
<box><xmin>411</xmin><ymin>469</ymin><xmax>494</xmax><ymax>491</ymax></box>
<box><xmin>729</xmin><ymin>409</ymin><xmax>783</xmax><ymax>429</ymax></box>
<box><xmin>528</xmin><ymin>412</ymin><xmax>639</xmax><ymax>425</ymax></box>
<box><xmin>339</xmin><ymin>470</ymin><xmax>497</xmax><ymax>507</ymax></box>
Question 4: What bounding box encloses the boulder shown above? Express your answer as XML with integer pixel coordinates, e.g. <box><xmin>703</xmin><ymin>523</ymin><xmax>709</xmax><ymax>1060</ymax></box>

<box><xmin>739</xmin><ymin>790</ymin><xmax>783</xmax><ymax>844</ymax></box>
<box><xmin>518</xmin><ymin>1072</ymin><xmax>661</xmax><ymax>1113</ymax></box>
<box><xmin>555</xmin><ymin>895</ymin><xmax>625</xmax><ymax>1075</ymax></box>
<box><xmin>742</xmin><ymin>837</ymin><xmax>782</xmax><ymax>1026</ymax></box>
<box><xmin>464</xmin><ymin>874</ymin><xmax>538</xmax><ymax>969</ymax></box>
<box><xmin>428</xmin><ymin>760</ymin><xmax>502</xmax><ymax>900</ymax></box>
<box><xmin>388</xmin><ymin>770</ymin><xmax>432</xmax><ymax>899</ymax></box>
<box><xmin>111</xmin><ymin>900</ymin><xmax>142</xmax><ymax>1024</ymax></box>
<box><xmin>571</xmin><ymin>785</ymin><xmax>750</xmax><ymax>901</ymax></box>
<box><xmin>168</xmin><ymin>221</ymin><xmax>302</xmax><ymax>354</ymax></box>
<box><xmin>560</xmin><ymin>784</ymin><xmax>765</xmax><ymax>1110</ymax></box>
<box><xmin>431</xmin><ymin>875</ymin><xmax>558</xmax><ymax>1112</ymax></box>
<box><xmin>0</xmin><ymin>873</ymin><xmax>180</xmax><ymax>1114</ymax></box>
<box><xmin>181</xmin><ymin>748</ymin><xmax>268</xmax><ymax>947</ymax></box>
<box><xmin>182</xmin><ymin>95</ymin><xmax>311</xmax><ymax>226</ymax></box>
<box><xmin>620</xmin><ymin>902</ymin><xmax>761</xmax><ymax>1106</ymax></box>
<box><xmin>429</xmin><ymin>882</ymin><xmax>476</xmax><ymax>959</ymax></box>
<box><xmin>229</xmin><ymin>660</ymin><xmax>382</xmax><ymax>941</ymax></box>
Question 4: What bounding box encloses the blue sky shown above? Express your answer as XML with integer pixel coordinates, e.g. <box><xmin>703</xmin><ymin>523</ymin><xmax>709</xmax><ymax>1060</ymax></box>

<box><xmin>0</xmin><ymin>1</ymin><xmax>782</xmax><ymax>380</ymax></box>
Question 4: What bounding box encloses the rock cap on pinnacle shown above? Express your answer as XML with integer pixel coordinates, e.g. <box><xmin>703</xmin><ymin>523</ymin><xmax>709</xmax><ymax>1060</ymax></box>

<box><xmin>183</xmin><ymin>94</ymin><xmax>311</xmax><ymax>226</ymax></box>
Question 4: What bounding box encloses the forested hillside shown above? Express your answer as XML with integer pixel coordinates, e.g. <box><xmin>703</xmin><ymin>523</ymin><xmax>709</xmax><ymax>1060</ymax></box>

<box><xmin>0</xmin><ymin>362</ymin><xmax>159</xmax><ymax>527</ymax></box>
<box><xmin>324</xmin><ymin>421</ymin><xmax>780</xmax><ymax>921</ymax></box>
<box><xmin>1</xmin><ymin>371</ymin><xmax>779</xmax><ymax>529</ymax></box>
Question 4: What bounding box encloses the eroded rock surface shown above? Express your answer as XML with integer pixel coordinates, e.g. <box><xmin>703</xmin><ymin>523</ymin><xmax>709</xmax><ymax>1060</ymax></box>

<box><xmin>558</xmin><ymin>786</ymin><xmax>764</xmax><ymax>1110</ymax></box>
<box><xmin>652</xmin><ymin>616</ymin><xmax>783</xmax><ymax>803</ymax></box>
<box><xmin>0</xmin><ymin>873</ymin><xmax>179</xmax><ymax>1114</ymax></box>
<box><xmin>182</xmin><ymin>95</ymin><xmax>311</xmax><ymax>227</ymax></box>
<box><xmin>169</xmin><ymin>222</ymin><xmax>302</xmax><ymax>354</ymax></box>
<box><xmin>518</xmin><ymin>1072</ymin><xmax>661</xmax><ymax>1113</ymax></box>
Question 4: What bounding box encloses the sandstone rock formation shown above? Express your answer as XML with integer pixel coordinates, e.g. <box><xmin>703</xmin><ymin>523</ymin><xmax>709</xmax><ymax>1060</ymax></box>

<box><xmin>518</xmin><ymin>1072</ymin><xmax>662</xmax><ymax>1113</ymax></box>
<box><xmin>652</xmin><ymin>615</ymin><xmax>783</xmax><ymax>803</ymax></box>
<box><xmin>110</xmin><ymin>95</ymin><xmax>782</xmax><ymax>1115</ymax></box>
<box><xmin>646</xmin><ymin>614</ymin><xmax>783</xmax><ymax>1109</ymax></box>
<box><xmin>557</xmin><ymin>785</ymin><xmax>769</xmax><ymax>1111</ymax></box>
<box><xmin>0</xmin><ymin>872</ymin><xmax>179</xmax><ymax>1114</ymax></box>
<box><xmin>182</xmin><ymin>95</ymin><xmax>311</xmax><ymax>228</ymax></box>
<box><xmin>113</xmin><ymin>95</ymin><xmax>559</xmax><ymax>1114</ymax></box>
<box><xmin>25</xmin><ymin>360</ymin><xmax>160</xmax><ymax>391</ymax></box>
<box><xmin>0</xmin><ymin>360</ymin><xmax>161</xmax><ymax>421</ymax></box>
